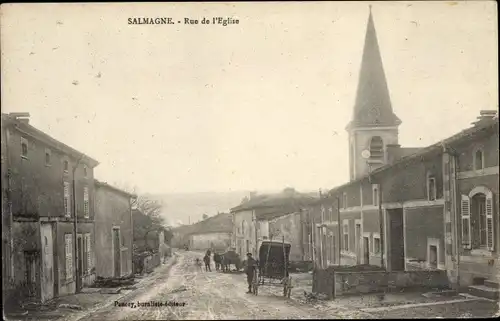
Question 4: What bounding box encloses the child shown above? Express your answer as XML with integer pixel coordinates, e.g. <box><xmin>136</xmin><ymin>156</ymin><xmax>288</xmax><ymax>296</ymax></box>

<box><xmin>195</xmin><ymin>258</ymin><xmax>202</xmax><ymax>271</ymax></box>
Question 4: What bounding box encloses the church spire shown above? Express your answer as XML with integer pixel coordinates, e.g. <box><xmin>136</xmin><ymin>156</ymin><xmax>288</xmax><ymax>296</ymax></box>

<box><xmin>347</xmin><ymin>7</ymin><xmax>401</xmax><ymax>130</ymax></box>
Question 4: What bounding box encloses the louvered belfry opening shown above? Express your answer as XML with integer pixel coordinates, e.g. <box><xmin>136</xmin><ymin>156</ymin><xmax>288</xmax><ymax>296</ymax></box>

<box><xmin>369</xmin><ymin>136</ymin><xmax>384</xmax><ymax>160</ymax></box>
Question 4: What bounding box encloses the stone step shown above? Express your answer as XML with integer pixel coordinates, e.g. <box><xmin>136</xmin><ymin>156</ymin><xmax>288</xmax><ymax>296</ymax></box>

<box><xmin>484</xmin><ymin>279</ymin><xmax>500</xmax><ymax>289</ymax></box>
<box><xmin>468</xmin><ymin>285</ymin><xmax>500</xmax><ymax>300</ymax></box>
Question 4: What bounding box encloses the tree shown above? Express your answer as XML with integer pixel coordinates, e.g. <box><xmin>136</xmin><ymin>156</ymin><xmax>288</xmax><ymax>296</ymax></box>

<box><xmin>132</xmin><ymin>195</ymin><xmax>165</xmax><ymax>227</ymax></box>
<box><xmin>202</xmin><ymin>213</ymin><xmax>209</xmax><ymax>220</ymax></box>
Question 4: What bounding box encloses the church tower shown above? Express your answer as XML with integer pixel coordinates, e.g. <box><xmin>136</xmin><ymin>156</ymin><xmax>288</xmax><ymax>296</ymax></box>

<box><xmin>346</xmin><ymin>7</ymin><xmax>402</xmax><ymax>181</ymax></box>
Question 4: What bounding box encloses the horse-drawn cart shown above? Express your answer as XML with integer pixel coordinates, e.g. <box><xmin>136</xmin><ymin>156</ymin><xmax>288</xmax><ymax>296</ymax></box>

<box><xmin>252</xmin><ymin>237</ymin><xmax>293</xmax><ymax>298</ymax></box>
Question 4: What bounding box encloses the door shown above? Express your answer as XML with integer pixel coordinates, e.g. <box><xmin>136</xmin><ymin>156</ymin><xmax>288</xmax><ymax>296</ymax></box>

<box><xmin>363</xmin><ymin>237</ymin><xmax>370</xmax><ymax>264</ymax></box>
<box><xmin>355</xmin><ymin>224</ymin><xmax>361</xmax><ymax>264</ymax></box>
<box><xmin>113</xmin><ymin>228</ymin><xmax>121</xmax><ymax>277</ymax></box>
<box><xmin>40</xmin><ymin>223</ymin><xmax>54</xmax><ymax>302</ymax></box>
<box><xmin>388</xmin><ymin>209</ymin><xmax>405</xmax><ymax>271</ymax></box>
<box><xmin>77</xmin><ymin>235</ymin><xmax>83</xmax><ymax>291</ymax></box>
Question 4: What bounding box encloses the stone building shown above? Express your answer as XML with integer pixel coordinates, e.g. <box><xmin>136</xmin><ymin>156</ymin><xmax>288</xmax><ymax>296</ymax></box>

<box><xmin>2</xmin><ymin>113</ymin><xmax>99</xmax><ymax>302</ymax></box>
<box><xmin>306</xmin><ymin>8</ymin><xmax>499</xmax><ymax>295</ymax></box>
<box><xmin>231</xmin><ymin>188</ymin><xmax>317</xmax><ymax>258</ymax></box>
<box><xmin>187</xmin><ymin>212</ymin><xmax>233</xmax><ymax>252</ymax></box>
<box><xmin>94</xmin><ymin>180</ymin><xmax>136</xmax><ymax>278</ymax></box>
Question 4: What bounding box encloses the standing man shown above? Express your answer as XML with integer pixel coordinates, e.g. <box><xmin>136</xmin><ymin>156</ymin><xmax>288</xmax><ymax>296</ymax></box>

<box><xmin>245</xmin><ymin>252</ymin><xmax>258</xmax><ymax>294</ymax></box>
<box><xmin>203</xmin><ymin>253</ymin><xmax>212</xmax><ymax>272</ymax></box>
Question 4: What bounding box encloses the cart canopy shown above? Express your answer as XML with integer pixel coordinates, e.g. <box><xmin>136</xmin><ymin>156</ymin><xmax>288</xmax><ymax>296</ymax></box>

<box><xmin>258</xmin><ymin>241</ymin><xmax>291</xmax><ymax>278</ymax></box>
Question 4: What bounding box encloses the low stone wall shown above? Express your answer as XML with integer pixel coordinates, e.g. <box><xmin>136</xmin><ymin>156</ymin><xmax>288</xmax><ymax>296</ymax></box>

<box><xmin>312</xmin><ymin>265</ymin><xmax>449</xmax><ymax>299</ymax></box>
<box><xmin>144</xmin><ymin>253</ymin><xmax>161</xmax><ymax>273</ymax></box>
<box><xmin>335</xmin><ymin>270</ymin><xmax>449</xmax><ymax>297</ymax></box>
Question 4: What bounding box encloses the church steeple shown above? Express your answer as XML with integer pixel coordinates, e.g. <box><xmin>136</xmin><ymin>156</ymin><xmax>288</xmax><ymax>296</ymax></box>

<box><xmin>347</xmin><ymin>6</ymin><xmax>401</xmax><ymax>130</ymax></box>
<box><xmin>346</xmin><ymin>7</ymin><xmax>402</xmax><ymax>181</ymax></box>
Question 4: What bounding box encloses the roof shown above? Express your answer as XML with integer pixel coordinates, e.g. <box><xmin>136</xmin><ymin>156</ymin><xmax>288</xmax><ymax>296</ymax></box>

<box><xmin>94</xmin><ymin>179</ymin><xmax>137</xmax><ymax>198</ymax></box>
<box><xmin>231</xmin><ymin>190</ymin><xmax>318</xmax><ymax>213</ymax></box>
<box><xmin>329</xmin><ymin>115</ymin><xmax>499</xmax><ymax>196</ymax></box>
<box><xmin>1</xmin><ymin>113</ymin><xmax>99</xmax><ymax>167</ymax></box>
<box><xmin>347</xmin><ymin>8</ymin><xmax>401</xmax><ymax>130</ymax></box>
<box><xmin>180</xmin><ymin>212</ymin><xmax>233</xmax><ymax>235</ymax></box>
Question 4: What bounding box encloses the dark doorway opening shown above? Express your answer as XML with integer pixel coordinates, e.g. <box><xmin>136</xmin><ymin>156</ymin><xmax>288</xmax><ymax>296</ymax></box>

<box><xmin>388</xmin><ymin>209</ymin><xmax>405</xmax><ymax>271</ymax></box>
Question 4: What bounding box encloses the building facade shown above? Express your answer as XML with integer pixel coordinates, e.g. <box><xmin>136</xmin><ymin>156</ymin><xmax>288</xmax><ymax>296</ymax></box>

<box><xmin>2</xmin><ymin>113</ymin><xmax>99</xmax><ymax>302</ymax></box>
<box><xmin>94</xmin><ymin>180</ymin><xmax>135</xmax><ymax>279</ymax></box>
<box><xmin>231</xmin><ymin>189</ymin><xmax>317</xmax><ymax>258</ymax></box>
<box><xmin>189</xmin><ymin>232</ymin><xmax>232</xmax><ymax>252</ymax></box>
<box><xmin>307</xmin><ymin>8</ymin><xmax>499</xmax><ymax>291</ymax></box>
<box><xmin>266</xmin><ymin>212</ymin><xmax>303</xmax><ymax>262</ymax></box>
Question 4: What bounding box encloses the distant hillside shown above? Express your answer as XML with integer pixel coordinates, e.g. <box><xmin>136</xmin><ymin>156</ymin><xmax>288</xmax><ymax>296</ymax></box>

<box><xmin>146</xmin><ymin>191</ymin><xmax>249</xmax><ymax>226</ymax></box>
<box><xmin>147</xmin><ymin>189</ymin><xmax>320</xmax><ymax>227</ymax></box>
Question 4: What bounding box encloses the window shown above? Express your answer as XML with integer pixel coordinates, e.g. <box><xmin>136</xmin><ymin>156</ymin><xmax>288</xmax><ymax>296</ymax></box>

<box><xmin>65</xmin><ymin>234</ymin><xmax>73</xmax><ymax>280</ymax></box>
<box><xmin>369</xmin><ymin>136</ymin><xmax>384</xmax><ymax>160</ymax></box>
<box><xmin>372</xmin><ymin>185</ymin><xmax>379</xmax><ymax>206</ymax></box>
<box><xmin>83</xmin><ymin>186</ymin><xmax>89</xmax><ymax>218</ymax></box>
<box><xmin>321</xmin><ymin>206</ymin><xmax>325</xmax><ymax>222</ymax></box>
<box><xmin>64</xmin><ymin>182</ymin><xmax>71</xmax><ymax>217</ymax></box>
<box><xmin>63</xmin><ymin>160</ymin><xmax>69</xmax><ymax>173</ymax></box>
<box><xmin>83</xmin><ymin>165</ymin><xmax>88</xmax><ymax>178</ymax></box>
<box><xmin>45</xmin><ymin>149</ymin><xmax>51</xmax><ymax>166</ymax></box>
<box><xmin>241</xmin><ymin>221</ymin><xmax>245</xmax><ymax>235</ymax></box>
<box><xmin>427</xmin><ymin>173</ymin><xmax>436</xmax><ymax>201</ymax></box>
<box><xmin>343</xmin><ymin>193</ymin><xmax>347</xmax><ymax>209</ymax></box>
<box><xmin>474</xmin><ymin>149</ymin><xmax>484</xmax><ymax>170</ymax></box>
<box><xmin>21</xmin><ymin>137</ymin><xmax>28</xmax><ymax>158</ymax></box>
<box><xmin>343</xmin><ymin>220</ymin><xmax>349</xmax><ymax>251</ymax></box>
<box><xmin>465</xmin><ymin>190</ymin><xmax>495</xmax><ymax>251</ymax></box>
<box><xmin>328</xmin><ymin>207</ymin><xmax>333</xmax><ymax>221</ymax></box>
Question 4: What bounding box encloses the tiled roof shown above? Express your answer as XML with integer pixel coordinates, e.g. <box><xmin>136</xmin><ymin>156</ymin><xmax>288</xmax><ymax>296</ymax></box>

<box><xmin>182</xmin><ymin>212</ymin><xmax>233</xmax><ymax>235</ymax></box>
<box><xmin>231</xmin><ymin>190</ymin><xmax>318</xmax><ymax>213</ymax></box>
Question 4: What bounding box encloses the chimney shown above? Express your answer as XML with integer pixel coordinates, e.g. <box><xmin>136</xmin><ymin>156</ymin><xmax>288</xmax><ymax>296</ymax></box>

<box><xmin>472</xmin><ymin>110</ymin><xmax>498</xmax><ymax>126</ymax></box>
<box><xmin>9</xmin><ymin>112</ymin><xmax>30</xmax><ymax>124</ymax></box>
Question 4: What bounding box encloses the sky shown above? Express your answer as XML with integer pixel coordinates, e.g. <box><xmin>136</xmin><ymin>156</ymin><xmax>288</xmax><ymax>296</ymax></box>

<box><xmin>1</xmin><ymin>1</ymin><xmax>498</xmax><ymax>195</ymax></box>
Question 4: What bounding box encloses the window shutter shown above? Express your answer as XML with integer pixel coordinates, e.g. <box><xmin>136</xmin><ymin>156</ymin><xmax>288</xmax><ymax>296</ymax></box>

<box><xmin>461</xmin><ymin>195</ymin><xmax>471</xmax><ymax>249</ymax></box>
<box><xmin>65</xmin><ymin>234</ymin><xmax>73</xmax><ymax>279</ymax></box>
<box><xmin>86</xmin><ymin>234</ymin><xmax>91</xmax><ymax>273</ymax></box>
<box><xmin>486</xmin><ymin>194</ymin><xmax>494</xmax><ymax>251</ymax></box>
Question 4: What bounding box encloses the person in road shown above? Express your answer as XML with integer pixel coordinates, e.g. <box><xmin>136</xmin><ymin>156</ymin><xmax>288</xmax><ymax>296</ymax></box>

<box><xmin>245</xmin><ymin>252</ymin><xmax>258</xmax><ymax>294</ymax></box>
<box><xmin>203</xmin><ymin>253</ymin><xmax>212</xmax><ymax>272</ymax></box>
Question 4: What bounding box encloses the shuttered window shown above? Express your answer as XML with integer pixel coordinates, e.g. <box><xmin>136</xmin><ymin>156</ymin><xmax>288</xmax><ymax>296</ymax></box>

<box><xmin>321</xmin><ymin>206</ymin><xmax>325</xmax><ymax>222</ymax></box>
<box><xmin>461</xmin><ymin>195</ymin><xmax>471</xmax><ymax>249</ymax></box>
<box><xmin>65</xmin><ymin>234</ymin><xmax>73</xmax><ymax>280</ymax></box>
<box><xmin>85</xmin><ymin>233</ymin><xmax>92</xmax><ymax>273</ymax></box>
<box><xmin>64</xmin><ymin>182</ymin><xmax>71</xmax><ymax>217</ymax></box>
<box><xmin>83</xmin><ymin>187</ymin><xmax>89</xmax><ymax>218</ymax></box>
<box><xmin>486</xmin><ymin>194</ymin><xmax>494</xmax><ymax>251</ymax></box>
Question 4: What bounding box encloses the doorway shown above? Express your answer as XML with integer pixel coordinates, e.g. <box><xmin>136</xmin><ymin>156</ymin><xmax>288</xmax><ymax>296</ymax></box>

<box><xmin>40</xmin><ymin>223</ymin><xmax>54</xmax><ymax>302</ymax></box>
<box><xmin>388</xmin><ymin>209</ymin><xmax>405</xmax><ymax>271</ymax></box>
<box><xmin>363</xmin><ymin>237</ymin><xmax>370</xmax><ymax>264</ymax></box>
<box><xmin>113</xmin><ymin>228</ymin><xmax>121</xmax><ymax>277</ymax></box>
<box><xmin>355</xmin><ymin>223</ymin><xmax>361</xmax><ymax>264</ymax></box>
